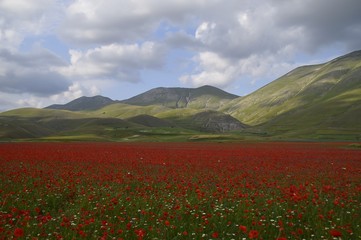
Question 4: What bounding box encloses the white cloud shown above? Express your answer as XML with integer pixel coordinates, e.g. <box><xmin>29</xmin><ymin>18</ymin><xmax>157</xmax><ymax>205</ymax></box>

<box><xmin>1</xmin><ymin>82</ymin><xmax>101</xmax><ymax>111</ymax></box>
<box><xmin>180</xmin><ymin>50</ymin><xmax>297</xmax><ymax>88</ymax></box>
<box><xmin>177</xmin><ymin>0</ymin><xmax>361</xmax><ymax>87</ymax></box>
<box><xmin>180</xmin><ymin>52</ymin><xmax>238</xmax><ymax>87</ymax></box>
<box><xmin>16</xmin><ymin>96</ymin><xmax>47</xmax><ymax>109</ymax></box>
<box><xmin>59</xmin><ymin>0</ymin><xmax>215</xmax><ymax>45</ymax></box>
<box><xmin>59</xmin><ymin>42</ymin><xmax>165</xmax><ymax>82</ymax></box>
<box><xmin>1</xmin><ymin>0</ymin><xmax>361</xmax><ymax>110</ymax></box>
<box><xmin>0</xmin><ymin>48</ymin><xmax>70</xmax><ymax>96</ymax></box>
<box><xmin>50</xmin><ymin>82</ymin><xmax>100</xmax><ymax>103</ymax></box>
<box><xmin>0</xmin><ymin>0</ymin><xmax>61</xmax><ymax>49</ymax></box>
<box><xmin>0</xmin><ymin>95</ymin><xmax>19</xmax><ymax>112</ymax></box>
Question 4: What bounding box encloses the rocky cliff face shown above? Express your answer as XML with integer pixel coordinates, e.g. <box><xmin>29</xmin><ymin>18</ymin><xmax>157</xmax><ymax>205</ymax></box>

<box><xmin>192</xmin><ymin>111</ymin><xmax>247</xmax><ymax>133</ymax></box>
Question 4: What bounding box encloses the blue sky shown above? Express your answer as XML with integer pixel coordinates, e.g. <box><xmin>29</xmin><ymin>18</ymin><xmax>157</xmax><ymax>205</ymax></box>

<box><xmin>1</xmin><ymin>0</ymin><xmax>361</xmax><ymax>111</ymax></box>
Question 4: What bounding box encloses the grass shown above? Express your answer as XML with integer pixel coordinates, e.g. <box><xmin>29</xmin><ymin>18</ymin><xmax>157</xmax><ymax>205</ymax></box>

<box><xmin>88</xmin><ymin>103</ymin><xmax>170</xmax><ymax>119</ymax></box>
<box><xmin>40</xmin><ymin>134</ymin><xmax>109</xmax><ymax>142</ymax></box>
<box><xmin>344</xmin><ymin>143</ymin><xmax>361</xmax><ymax>149</ymax></box>
<box><xmin>224</xmin><ymin>54</ymin><xmax>361</xmax><ymax>130</ymax></box>
<box><xmin>0</xmin><ymin>108</ymin><xmax>89</xmax><ymax>119</ymax></box>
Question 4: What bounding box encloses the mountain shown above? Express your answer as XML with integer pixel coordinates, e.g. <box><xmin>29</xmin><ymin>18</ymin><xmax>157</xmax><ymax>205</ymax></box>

<box><xmin>0</xmin><ymin>108</ymin><xmax>138</xmax><ymax>140</ymax></box>
<box><xmin>0</xmin><ymin>115</ymin><xmax>55</xmax><ymax>139</ymax></box>
<box><xmin>89</xmin><ymin>103</ymin><xmax>170</xmax><ymax>119</ymax></box>
<box><xmin>46</xmin><ymin>95</ymin><xmax>116</xmax><ymax>111</ymax></box>
<box><xmin>1</xmin><ymin>51</ymin><xmax>360</xmax><ymax>141</ymax></box>
<box><xmin>44</xmin><ymin>85</ymin><xmax>238</xmax><ymax>112</ymax></box>
<box><xmin>121</xmin><ymin>85</ymin><xmax>239</xmax><ymax>109</ymax></box>
<box><xmin>1</xmin><ymin>85</ymin><xmax>244</xmax><ymax>141</ymax></box>
<box><xmin>223</xmin><ymin>50</ymin><xmax>361</xmax><ymax>140</ymax></box>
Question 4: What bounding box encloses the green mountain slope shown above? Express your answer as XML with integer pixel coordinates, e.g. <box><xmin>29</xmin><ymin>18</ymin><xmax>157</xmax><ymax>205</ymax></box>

<box><xmin>46</xmin><ymin>95</ymin><xmax>115</xmax><ymax>111</ymax></box>
<box><xmin>0</xmin><ymin>108</ymin><xmax>140</xmax><ymax>140</ymax></box>
<box><xmin>1</xmin><ymin>108</ymin><xmax>90</xmax><ymax>119</ymax></box>
<box><xmin>223</xmin><ymin>50</ymin><xmax>361</xmax><ymax>139</ymax></box>
<box><xmin>89</xmin><ymin>103</ymin><xmax>170</xmax><ymax>119</ymax></box>
<box><xmin>0</xmin><ymin>106</ymin><xmax>203</xmax><ymax>141</ymax></box>
<box><xmin>261</xmin><ymin>87</ymin><xmax>361</xmax><ymax>140</ymax></box>
<box><xmin>1</xmin><ymin>51</ymin><xmax>360</xmax><ymax>141</ymax></box>
<box><xmin>0</xmin><ymin>108</ymin><xmax>88</xmax><ymax>139</ymax></box>
<box><xmin>0</xmin><ymin>116</ymin><xmax>55</xmax><ymax>139</ymax></box>
<box><xmin>127</xmin><ymin>115</ymin><xmax>175</xmax><ymax>128</ymax></box>
<box><xmin>121</xmin><ymin>85</ymin><xmax>238</xmax><ymax>109</ymax></box>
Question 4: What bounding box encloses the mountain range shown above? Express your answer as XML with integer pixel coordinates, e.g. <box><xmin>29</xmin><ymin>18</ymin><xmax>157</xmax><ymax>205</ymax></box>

<box><xmin>1</xmin><ymin>50</ymin><xmax>361</xmax><ymax>141</ymax></box>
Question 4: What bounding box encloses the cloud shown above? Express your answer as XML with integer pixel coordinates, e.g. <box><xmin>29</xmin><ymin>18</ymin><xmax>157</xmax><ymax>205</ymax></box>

<box><xmin>59</xmin><ymin>0</ymin><xmax>216</xmax><ymax>45</ymax></box>
<box><xmin>0</xmin><ymin>0</ymin><xmax>62</xmax><ymax>49</ymax></box>
<box><xmin>0</xmin><ymin>82</ymin><xmax>101</xmax><ymax>111</ymax></box>
<box><xmin>178</xmin><ymin>0</ymin><xmax>361</xmax><ymax>87</ymax></box>
<box><xmin>1</xmin><ymin>0</ymin><xmax>361</xmax><ymax>110</ymax></box>
<box><xmin>58</xmin><ymin>42</ymin><xmax>166</xmax><ymax>82</ymax></box>
<box><xmin>0</xmin><ymin>48</ymin><xmax>70</xmax><ymax>96</ymax></box>
<box><xmin>49</xmin><ymin>82</ymin><xmax>100</xmax><ymax>103</ymax></box>
<box><xmin>191</xmin><ymin>0</ymin><xmax>361</xmax><ymax>57</ymax></box>
<box><xmin>180</xmin><ymin>51</ymin><xmax>296</xmax><ymax>88</ymax></box>
<box><xmin>0</xmin><ymin>96</ymin><xmax>17</xmax><ymax>112</ymax></box>
<box><xmin>165</xmin><ymin>31</ymin><xmax>203</xmax><ymax>50</ymax></box>
<box><xmin>272</xmin><ymin>0</ymin><xmax>361</xmax><ymax>52</ymax></box>
<box><xmin>180</xmin><ymin>52</ymin><xmax>237</xmax><ymax>87</ymax></box>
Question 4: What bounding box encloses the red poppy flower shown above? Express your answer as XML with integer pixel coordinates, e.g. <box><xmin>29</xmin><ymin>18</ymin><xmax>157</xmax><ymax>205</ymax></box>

<box><xmin>126</xmin><ymin>222</ymin><xmax>132</xmax><ymax>230</ymax></box>
<box><xmin>248</xmin><ymin>230</ymin><xmax>259</xmax><ymax>239</ymax></box>
<box><xmin>135</xmin><ymin>228</ymin><xmax>146</xmax><ymax>238</ymax></box>
<box><xmin>211</xmin><ymin>232</ymin><xmax>219</xmax><ymax>238</ymax></box>
<box><xmin>14</xmin><ymin>228</ymin><xmax>24</xmax><ymax>237</ymax></box>
<box><xmin>239</xmin><ymin>225</ymin><xmax>247</xmax><ymax>233</ymax></box>
<box><xmin>329</xmin><ymin>229</ymin><xmax>342</xmax><ymax>237</ymax></box>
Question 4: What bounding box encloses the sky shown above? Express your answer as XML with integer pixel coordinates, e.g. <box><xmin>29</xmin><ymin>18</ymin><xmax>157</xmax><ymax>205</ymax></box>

<box><xmin>1</xmin><ymin>0</ymin><xmax>361</xmax><ymax>111</ymax></box>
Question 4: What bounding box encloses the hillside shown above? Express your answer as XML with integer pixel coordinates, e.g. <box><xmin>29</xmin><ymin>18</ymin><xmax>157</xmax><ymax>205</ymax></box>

<box><xmin>0</xmin><ymin>116</ymin><xmax>55</xmax><ymax>139</ymax></box>
<box><xmin>89</xmin><ymin>103</ymin><xmax>170</xmax><ymax>119</ymax></box>
<box><xmin>1</xmin><ymin>51</ymin><xmax>360</xmax><ymax>141</ymax></box>
<box><xmin>46</xmin><ymin>95</ymin><xmax>116</xmax><ymax>111</ymax></box>
<box><xmin>1</xmin><ymin>108</ymin><xmax>90</xmax><ymax>119</ymax></box>
<box><xmin>0</xmin><ymin>85</ymin><xmax>245</xmax><ymax>141</ymax></box>
<box><xmin>191</xmin><ymin>111</ymin><xmax>248</xmax><ymax>133</ymax></box>
<box><xmin>223</xmin><ymin>50</ymin><xmax>361</xmax><ymax>140</ymax></box>
<box><xmin>127</xmin><ymin>115</ymin><xmax>175</xmax><ymax>128</ymax></box>
<box><xmin>0</xmin><ymin>108</ymin><xmax>140</xmax><ymax>140</ymax></box>
<box><xmin>121</xmin><ymin>85</ymin><xmax>238</xmax><ymax>109</ymax></box>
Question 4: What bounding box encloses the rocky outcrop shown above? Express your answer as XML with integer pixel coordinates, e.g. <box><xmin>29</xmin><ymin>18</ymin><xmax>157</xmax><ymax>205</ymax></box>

<box><xmin>192</xmin><ymin>111</ymin><xmax>248</xmax><ymax>133</ymax></box>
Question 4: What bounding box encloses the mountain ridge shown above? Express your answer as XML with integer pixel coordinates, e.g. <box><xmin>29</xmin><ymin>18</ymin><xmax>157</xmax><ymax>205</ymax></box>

<box><xmin>221</xmin><ymin>50</ymin><xmax>361</xmax><ymax>139</ymax></box>
<box><xmin>120</xmin><ymin>85</ymin><xmax>239</xmax><ymax>109</ymax></box>
<box><xmin>44</xmin><ymin>85</ymin><xmax>239</xmax><ymax>112</ymax></box>
<box><xmin>46</xmin><ymin>95</ymin><xmax>116</xmax><ymax>111</ymax></box>
<box><xmin>223</xmin><ymin>50</ymin><xmax>361</xmax><ymax>124</ymax></box>
<box><xmin>1</xmin><ymin>50</ymin><xmax>361</xmax><ymax>141</ymax></box>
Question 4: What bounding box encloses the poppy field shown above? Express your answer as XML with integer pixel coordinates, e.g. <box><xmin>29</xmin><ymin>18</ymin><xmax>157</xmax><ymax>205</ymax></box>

<box><xmin>0</xmin><ymin>142</ymin><xmax>360</xmax><ymax>239</ymax></box>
